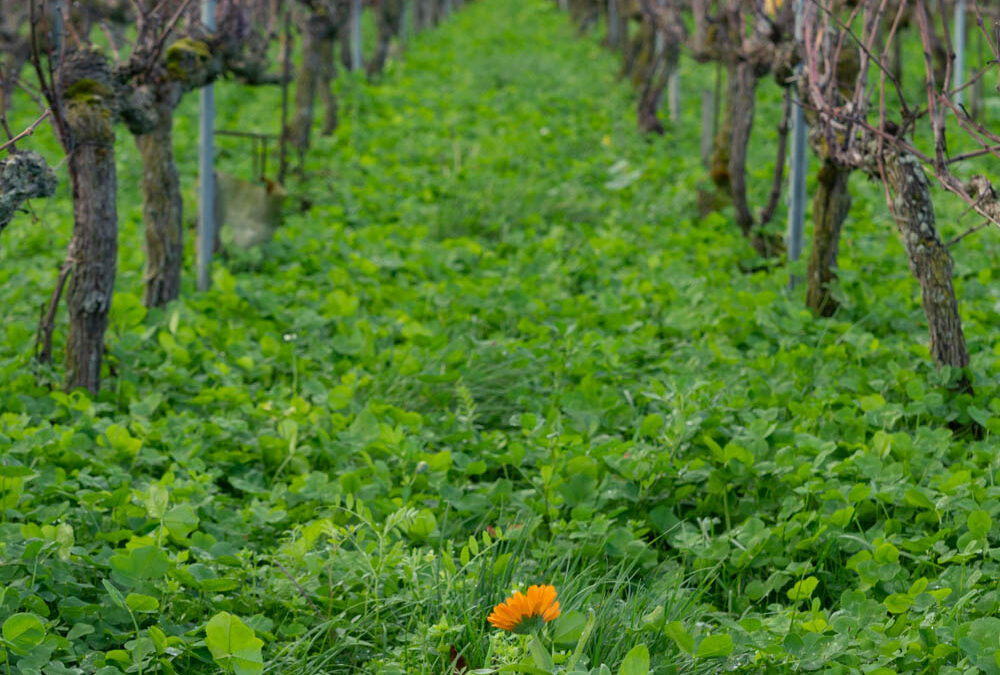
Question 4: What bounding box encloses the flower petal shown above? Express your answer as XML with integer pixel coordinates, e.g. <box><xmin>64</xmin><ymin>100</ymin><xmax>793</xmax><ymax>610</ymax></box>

<box><xmin>489</xmin><ymin>585</ymin><xmax>561</xmax><ymax>632</ymax></box>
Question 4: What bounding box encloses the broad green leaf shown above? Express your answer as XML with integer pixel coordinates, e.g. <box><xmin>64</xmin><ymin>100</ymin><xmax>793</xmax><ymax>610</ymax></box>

<box><xmin>904</xmin><ymin>489</ymin><xmax>935</xmax><ymax>511</ymax></box>
<box><xmin>0</xmin><ymin>465</ymin><xmax>35</xmax><ymax>478</ymax></box>
<box><xmin>968</xmin><ymin>510</ymin><xmax>992</xmax><ymax>538</ymax></box>
<box><xmin>958</xmin><ymin>617</ymin><xmax>1000</xmax><ymax>674</ymax></box>
<box><xmin>344</xmin><ymin>409</ymin><xmax>379</xmax><ymax>448</ymax></box>
<box><xmin>847</xmin><ymin>484</ymin><xmax>871</xmax><ymax>502</ymax></box>
<box><xmin>164</xmin><ymin>504</ymin><xmax>200</xmax><ymax>539</ymax></box>
<box><xmin>492</xmin><ymin>553</ymin><xmax>512</xmax><ymax>577</ymax></box>
<box><xmin>105</xmin><ymin>424</ymin><xmax>142</xmax><ymax>456</ymax></box>
<box><xmin>66</xmin><ymin>623</ymin><xmax>94</xmax><ymax>641</ymax></box>
<box><xmin>205</xmin><ymin>612</ymin><xmax>264</xmax><ymax>675</ymax></box>
<box><xmin>528</xmin><ymin>632</ymin><xmax>554</xmax><ymax>671</ymax></box>
<box><xmin>787</xmin><ymin>576</ymin><xmax>818</xmax><ymax>602</ymax></box>
<box><xmin>801</xmin><ymin>618</ymin><xmax>828</xmax><ymax>632</ymax></box>
<box><xmin>110</xmin><ymin>291</ymin><xmax>147</xmax><ymax>330</ymax></box>
<box><xmin>639</xmin><ymin>413</ymin><xmax>663</xmax><ymax>437</ymax></box>
<box><xmin>664</xmin><ymin>621</ymin><xmax>693</xmax><ymax>655</ymax></box>
<box><xmin>2</xmin><ymin>613</ymin><xmax>45</xmax><ymax>654</ymax></box>
<box><xmin>695</xmin><ymin>634</ymin><xmax>734</xmax><ymax>659</ymax></box>
<box><xmin>874</xmin><ymin>542</ymin><xmax>900</xmax><ymax>564</ymax></box>
<box><xmin>724</xmin><ymin>443</ymin><xmax>754</xmax><ymax>467</ymax></box>
<box><xmin>553</xmin><ymin>611</ymin><xmax>587</xmax><ymax>646</ymax></box>
<box><xmin>110</xmin><ymin>546</ymin><xmax>170</xmax><ymax>587</ymax></box>
<box><xmin>640</xmin><ymin>605</ymin><xmax>664</xmax><ymax>631</ymax></box>
<box><xmin>744</xmin><ymin>579</ymin><xmax>767</xmax><ymax>601</ymax></box>
<box><xmin>126</xmin><ymin>593</ymin><xmax>160</xmax><ymax>613</ymax></box>
<box><xmin>618</xmin><ymin>643</ymin><xmax>649</xmax><ymax>675</ymax></box>
<box><xmin>929</xmin><ymin>588</ymin><xmax>952</xmax><ymax>602</ymax></box>
<box><xmin>884</xmin><ymin>593</ymin><xmax>913</xmax><ymax>614</ymax></box>
<box><xmin>103</xmin><ymin>579</ymin><xmax>127</xmax><ymax>609</ymax></box>
<box><xmin>149</xmin><ymin>625</ymin><xmax>168</xmax><ymax>654</ymax></box>
<box><xmin>146</xmin><ymin>483</ymin><xmax>169</xmax><ymax>519</ymax></box>
<box><xmin>859</xmin><ymin>394</ymin><xmax>885</xmax><ymax>412</ymax></box>
<box><xmin>407</xmin><ymin>509</ymin><xmax>437</xmax><ymax>540</ymax></box>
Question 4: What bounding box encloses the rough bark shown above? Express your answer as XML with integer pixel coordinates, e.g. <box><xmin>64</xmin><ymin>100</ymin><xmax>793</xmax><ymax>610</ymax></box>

<box><xmin>318</xmin><ymin>36</ymin><xmax>338</xmax><ymax>135</ymax></box>
<box><xmin>61</xmin><ymin>50</ymin><xmax>119</xmax><ymax>394</ymax></box>
<box><xmin>568</xmin><ymin>0</ymin><xmax>600</xmax><ymax>31</ymax></box>
<box><xmin>686</xmin><ymin>0</ymin><xmax>792</xmax><ymax>257</ymax></box>
<box><xmin>0</xmin><ymin>151</ymin><xmax>57</xmax><ymax>236</ymax></box>
<box><xmin>870</xmin><ymin>149</ymin><xmax>969</xmax><ymax>376</ymax></box>
<box><xmin>727</xmin><ymin>60</ymin><xmax>756</xmax><ymax>239</ymax></box>
<box><xmin>338</xmin><ymin>13</ymin><xmax>352</xmax><ymax>69</ymax></box>
<box><xmin>414</xmin><ymin>0</ymin><xmax>429</xmax><ymax>30</ymax></box>
<box><xmin>367</xmin><ymin>0</ymin><xmax>404</xmax><ymax>79</ymax></box>
<box><xmin>291</xmin><ymin>4</ymin><xmax>342</xmax><ymax>160</ymax></box>
<box><xmin>708</xmin><ymin>69</ymin><xmax>732</xmax><ymax>191</ymax></box>
<box><xmin>620</xmin><ymin>2</ymin><xmax>644</xmax><ymax>80</ymax></box>
<box><xmin>806</xmin><ymin>159</ymin><xmax>852</xmax><ymax>317</ymax></box>
<box><xmin>291</xmin><ymin>15</ymin><xmax>323</xmax><ymax>163</ymax></box>
<box><xmin>135</xmin><ymin>92</ymin><xmax>183</xmax><ymax>308</ymax></box>
<box><xmin>635</xmin><ymin>17</ymin><xmax>673</xmax><ymax>135</ymax></box>
<box><xmin>0</xmin><ymin>0</ymin><xmax>31</xmax><ymax>109</ymax></box>
<box><xmin>124</xmin><ymin>37</ymin><xmax>217</xmax><ymax>308</ymax></box>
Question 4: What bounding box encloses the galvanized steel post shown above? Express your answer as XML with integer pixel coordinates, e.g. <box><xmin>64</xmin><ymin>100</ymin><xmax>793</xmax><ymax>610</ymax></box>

<box><xmin>607</xmin><ymin>0</ymin><xmax>620</xmax><ymax>47</ymax></box>
<box><xmin>787</xmin><ymin>0</ymin><xmax>807</xmax><ymax>289</ymax></box>
<box><xmin>954</xmin><ymin>0</ymin><xmax>966</xmax><ymax>107</ymax></box>
<box><xmin>198</xmin><ymin>0</ymin><xmax>216</xmax><ymax>292</ymax></box>
<box><xmin>350</xmin><ymin>0</ymin><xmax>363</xmax><ymax>71</ymax></box>
<box><xmin>668</xmin><ymin>71</ymin><xmax>679</xmax><ymax>123</ymax></box>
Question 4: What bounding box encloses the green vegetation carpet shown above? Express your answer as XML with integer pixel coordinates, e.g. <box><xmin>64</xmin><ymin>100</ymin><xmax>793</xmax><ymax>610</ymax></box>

<box><xmin>3</xmin><ymin>0</ymin><xmax>1000</xmax><ymax>673</ymax></box>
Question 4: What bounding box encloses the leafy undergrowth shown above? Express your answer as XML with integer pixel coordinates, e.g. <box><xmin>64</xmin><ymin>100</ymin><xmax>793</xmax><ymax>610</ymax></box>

<box><xmin>4</xmin><ymin>1</ymin><xmax>1000</xmax><ymax>674</ymax></box>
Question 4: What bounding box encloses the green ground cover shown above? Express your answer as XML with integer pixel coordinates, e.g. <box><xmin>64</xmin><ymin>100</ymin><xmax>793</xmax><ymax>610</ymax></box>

<box><xmin>4</xmin><ymin>0</ymin><xmax>1000</xmax><ymax>673</ymax></box>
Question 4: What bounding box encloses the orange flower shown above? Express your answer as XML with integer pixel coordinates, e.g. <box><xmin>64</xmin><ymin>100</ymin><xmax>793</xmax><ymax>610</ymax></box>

<box><xmin>487</xmin><ymin>584</ymin><xmax>561</xmax><ymax>634</ymax></box>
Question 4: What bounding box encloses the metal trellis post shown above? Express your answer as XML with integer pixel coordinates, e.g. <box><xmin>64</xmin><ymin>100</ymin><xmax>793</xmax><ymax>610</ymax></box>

<box><xmin>402</xmin><ymin>0</ymin><xmax>412</xmax><ymax>43</ymax></box>
<box><xmin>954</xmin><ymin>0</ymin><xmax>966</xmax><ymax>107</ymax></box>
<box><xmin>787</xmin><ymin>0</ymin><xmax>807</xmax><ymax>289</ymax></box>
<box><xmin>668</xmin><ymin>71</ymin><xmax>680</xmax><ymax>122</ymax></box>
<box><xmin>278</xmin><ymin>7</ymin><xmax>291</xmax><ymax>185</ymax></box>
<box><xmin>350</xmin><ymin>0</ymin><xmax>363</xmax><ymax>71</ymax></box>
<box><xmin>700</xmin><ymin>88</ymin><xmax>712</xmax><ymax>167</ymax></box>
<box><xmin>608</xmin><ymin>0</ymin><xmax>620</xmax><ymax>47</ymax></box>
<box><xmin>198</xmin><ymin>0</ymin><xmax>216</xmax><ymax>292</ymax></box>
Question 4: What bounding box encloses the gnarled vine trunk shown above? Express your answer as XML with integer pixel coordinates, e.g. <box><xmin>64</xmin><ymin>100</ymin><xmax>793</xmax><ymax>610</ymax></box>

<box><xmin>291</xmin><ymin>6</ymin><xmax>341</xmax><ymax>164</ymax></box>
<box><xmin>723</xmin><ymin>60</ymin><xmax>781</xmax><ymax>257</ymax></box>
<box><xmin>871</xmin><ymin>149</ymin><xmax>969</xmax><ymax>379</ymax></box>
<box><xmin>634</xmin><ymin>10</ymin><xmax>674</xmax><ymax>135</ymax></box>
<box><xmin>726</xmin><ymin>61</ymin><xmax>755</xmax><ymax>236</ymax></box>
<box><xmin>367</xmin><ymin>0</ymin><xmax>404</xmax><ymax>79</ymax></box>
<box><xmin>61</xmin><ymin>51</ymin><xmax>118</xmax><ymax>394</ymax></box>
<box><xmin>135</xmin><ymin>93</ymin><xmax>183</xmax><ymax>308</ymax></box>
<box><xmin>806</xmin><ymin>159</ymin><xmax>852</xmax><ymax>317</ymax></box>
<box><xmin>319</xmin><ymin>36</ymin><xmax>339</xmax><ymax>135</ymax></box>
<box><xmin>126</xmin><ymin>37</ymin><xmax>219</xmax><ymax>309</ymax></box>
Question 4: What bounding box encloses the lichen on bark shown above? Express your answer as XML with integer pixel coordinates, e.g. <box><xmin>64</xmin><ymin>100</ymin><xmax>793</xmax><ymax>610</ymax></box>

<box><xmin>0</xmin><ymin>151</ymin><xmax>57</xmax><ymax>236</ymax></box>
